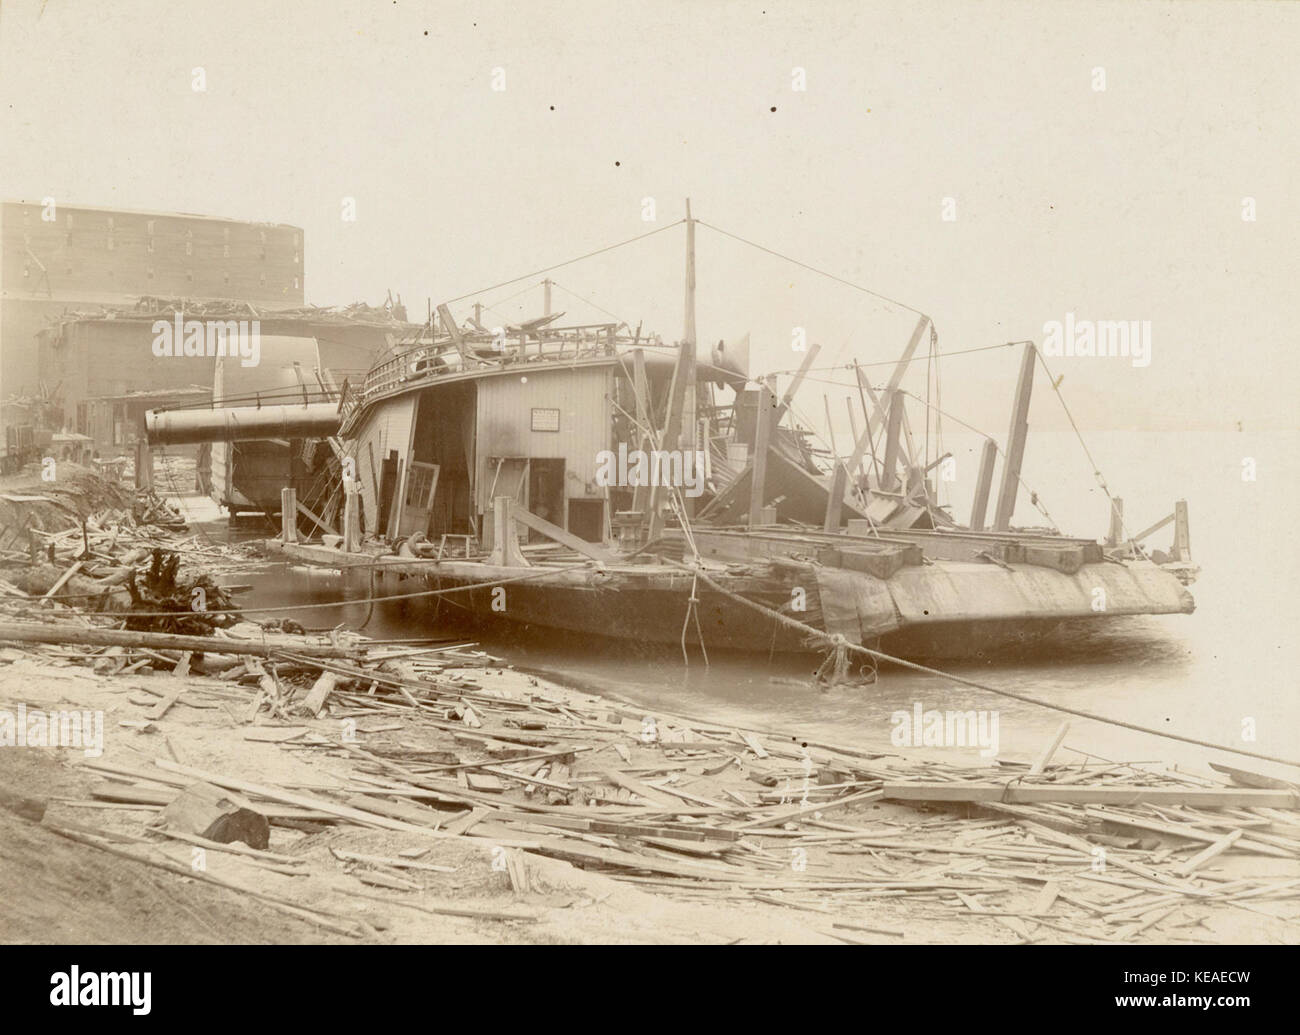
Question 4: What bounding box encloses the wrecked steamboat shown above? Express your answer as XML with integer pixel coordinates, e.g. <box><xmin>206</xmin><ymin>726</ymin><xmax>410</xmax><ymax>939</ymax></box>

<box><xmin>149</xmin><ymin>210</ymin><xmax>1195</xmax><ymax>662</ymax></box>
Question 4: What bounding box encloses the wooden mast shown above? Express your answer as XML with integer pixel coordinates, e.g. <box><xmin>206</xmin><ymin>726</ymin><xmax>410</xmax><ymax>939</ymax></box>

<box><xmin>681</xmin><ymin>199</ymin><xmax>698</xmax><ymax>518</ymax></box>
<box><xmin>647</xmin><ymin>200</ymin><xmax>699</xmax><ymax>537</ymax></box>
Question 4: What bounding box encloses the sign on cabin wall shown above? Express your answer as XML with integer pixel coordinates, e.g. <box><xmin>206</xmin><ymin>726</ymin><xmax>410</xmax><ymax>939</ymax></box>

<box><xmin>530</xmin><ymin>407</ymin><xmax>560</xmax><ymax>432</ymax></box>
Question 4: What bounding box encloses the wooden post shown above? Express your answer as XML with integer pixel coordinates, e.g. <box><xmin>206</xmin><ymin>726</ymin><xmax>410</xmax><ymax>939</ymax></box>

<box><xmin>134</xmin><ymin>437</ymin><xmax>153</xmax><ymax>490</ymax></box>
<box><xmin>342</xmin><ymin>483</ymin><xmax>360</xmax><ymax>552</ymax></box>
<box><xmin>386</xmin><ymin>458</ymin><xmax>405</xmax><ymax>540</ymax></box>
<box><xmin>772</xmin><ymin>343</ymin><xmax>821</xmax><ymax>424</ymax></box>
<box><xmin>1106</xmin><ymin>496</ymin><xmax>1124</xmax><ymax>546</ymax></box>
<box><xmin>864</xmin><ymin>315</ymin><xmax>929</xmax><ymax>442</ymax></box>
<box><xmin>823</xmin><ymin>395</ymin><xmax>838</xmax><ymax>458</ymax></box>
<box><xmin>629</xmin><ymin>349</ymin><xmax>653</xmax><ymax>517</ymax></box>
<box><xmin>1173</xmin><ymin>499</ymin><xmax>1191</xmax><ymax>561</ymax></box>
<box><xmin>969</xmin><ymin>438</ymin><xmax>998</xmax><ymax>531</ymax></box>
<box><xmin>992</xmin><ymin>342</ymin><xmax>1036</xmax><ymax>532</ymax></box>
<box><xmin>436</xmin><ymin>303</ymin><xmax>474</xmax><ymax>367</ymax></box>
<box><xmin>823</xmin><ymin>462</ymin><xmax>848</xmax><ymax>532</ymax></box>
<box><xmin>748</xmin><ymin>376</ymin><xmax>777</xmax><ymax>527</ymax></box>
<box><xmin>281</xmin><ymin>487</ymin><xmax>298</xmax><ymax>543</ymax></box>
<box><xmin>543</xmin><ymin>278</ymin><xmax>552</xmax><ymax>317</ymax></box>
<box><xmin>647</xmin><ymin>332</ymin><xmax>695</xmax><ymax>537</ymax></box>
<box><xmin>488</xmin><ymin>496</ymin><xmax>529</xmax><ymax>567</ymax></box>
<box><xmin>880</xmin><ymin>389</ymin><xmax>904</xmax><ymax>492</ymax></box>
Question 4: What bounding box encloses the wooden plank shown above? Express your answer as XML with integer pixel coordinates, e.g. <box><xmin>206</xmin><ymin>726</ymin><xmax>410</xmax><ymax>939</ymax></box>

<box><xmin>0</xmin><ymin>623</ymin><xmax>356</xmax><ymax>658</ymax></box>
<box><xmin>1175</xmin><ymin>829</ymin><xmax>1243</xmax><ymax>875</ymax></box>
<box><xmin>879</xmin><ymin>390</ymin><xmax>904</xmax><ymax>492</ymax></box>
<box><xmin>881</xmin><ymin>782</ymin><xmax>1300</xmax><ymax>809</ymax></box>
<box><xmin>823</xmin><ymin>461</ymin><xmax>848</xmax><ymax>532</ymax></box>
<box><xmin>1209</xmin><ymin>762</ymin><xmax>1300</xmax><ymax>792</ymax></box>
<box><xmin>295</xmin><ymin>499</ymin><xmax>338</xmax><ymax>538</ymax></box>
<box><xmin>40</xmin><ymin>560</ymin><xmax>83</xmax><ymax>603</ymax></box>
<box><xmin>992</xmin><ymin>342</ymin><xmax>1036</xmax><ymax>530</ymax></box>
<box><xmin>145</xmin><ymin>688</ymin><xmax>183</xmax><ymax>721</ymax></box>
<box><xmin>297</xmin><ymin>671</ymin><xmax>339</xmax><ymax>718</ymax></box>
<box><xmin>604</xmin><ymin>769</ymin><xmax>682</xmax><ymax>808</ymax></box>
<box><xmin>771</xmin><ymin>343</ymin><xmax>821</xmax><ymax>424</ymax></box>
<box><xmin>1030</xmin><ymin>880</ymin><xmax>1060</xmax><ymax>916</ymax></box>
<box><xmin>436</xmin><ymin>303</ymin><xmax>475</xmax><ymax>367</ymax></box>
<box><xmin>629</xmin><ymin>348</ymin><xmax>654</xmax><ymax>515</ymax></box>
<box><xmin>747</xmin><ymin>377</ymin><xmax>777</xmax><ymax>527</ymax></box>
<box><xmin>1027</xmin><ymin>721</ymin><xmax>1070</xmax><ymax>776</ymax></box>
<box><xmin>968</xmin><ymin>438</ymin><xmax>998</xmax><ymax>531</ymax></box>
<box><xmin>1130</xmin><ymin>512</ymin><xmax>1173</xmax><ymax>547</ymax></box>
<box><xmin>151</xmin><ymin>758</ymin><xmax>538</xmax><ymax>845</ymax></box>
<box><xmin>508</xmin><ymin>501</ymin><xmax>614</xmax><ymax>563</ymax></box>
<box><xmin>732</xmin><ymin>788</ymin><xmax>884</xmax><ymax>830</ymax></box>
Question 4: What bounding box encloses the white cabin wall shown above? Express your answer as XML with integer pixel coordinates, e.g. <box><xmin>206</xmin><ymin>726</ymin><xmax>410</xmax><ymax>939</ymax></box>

<box><xmin>473</xmin><ymin>366</ymin><xmax>612</xmax><ymax>517</ymax></box>
<box><xmin>352</xmin><ymin>394</ymin><xmax>416</xmax><ymax>534</ymax></box>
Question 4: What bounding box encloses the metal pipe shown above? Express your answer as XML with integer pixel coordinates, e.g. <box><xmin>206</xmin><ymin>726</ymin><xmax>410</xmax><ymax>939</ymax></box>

<box><xmin>145</xmin><ymin>402</ymin><xmax>342</xmax><ymax>445</ymax></box>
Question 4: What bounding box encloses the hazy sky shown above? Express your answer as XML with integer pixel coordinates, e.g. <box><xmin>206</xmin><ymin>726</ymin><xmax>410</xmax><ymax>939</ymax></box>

<box><xmin>2</xmin><ymin>0</ymin><xmax>1297</xmax><ymax>437</ymax></box>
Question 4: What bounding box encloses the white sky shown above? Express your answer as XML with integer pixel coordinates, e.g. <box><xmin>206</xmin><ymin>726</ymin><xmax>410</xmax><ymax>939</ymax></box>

<box><xmin>2</xmin><ymin>0</ymin><xmax>1297</xmax><ymax>434</ymax></box>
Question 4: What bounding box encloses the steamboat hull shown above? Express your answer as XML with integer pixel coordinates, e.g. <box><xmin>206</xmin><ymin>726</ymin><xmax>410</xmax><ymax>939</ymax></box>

<box><xmin>271</xmin><ymin>541</ymin><xmax>1193</xmax><ymax>661</ymax></box>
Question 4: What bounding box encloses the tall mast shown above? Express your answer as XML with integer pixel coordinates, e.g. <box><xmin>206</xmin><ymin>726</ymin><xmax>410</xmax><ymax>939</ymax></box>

<box><xmin>681</xmin><ymin>200</ymin><xmax>698</xmax><ymax>516</ymax></box>
<box><xmin>646</xmin><ymin>200</ymin><xmax>699</xmax><ymax>537</ymax></box>
<box><xmin>684</xmin><ymin>199</ymin><xmax>696</xmax><ymax>347</ymax></box>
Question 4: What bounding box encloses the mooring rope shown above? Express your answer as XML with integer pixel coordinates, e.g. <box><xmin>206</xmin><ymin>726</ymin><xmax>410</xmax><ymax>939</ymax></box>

<box><xmin>670</xmin><ymin>559</ymin><xmax>1300</xmax><ymax>770</ymax></box>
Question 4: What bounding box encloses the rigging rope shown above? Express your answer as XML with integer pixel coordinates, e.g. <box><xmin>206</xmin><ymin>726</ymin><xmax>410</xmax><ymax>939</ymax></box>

<box><xmin>672</xmin><ymin>560</ymin><xmax>1300</xmax><ymax>771</ymax></box>
<box><xmin>441</xmin><ymin>221</ymin><xmax>685</xmax><ymax>306</ymax></box>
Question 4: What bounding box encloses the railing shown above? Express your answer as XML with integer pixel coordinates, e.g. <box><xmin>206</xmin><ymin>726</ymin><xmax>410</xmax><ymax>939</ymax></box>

<box><xmin>358</xmin><ymin>322</ymin><xmax>660</xmax><ymax>405</ymax></box>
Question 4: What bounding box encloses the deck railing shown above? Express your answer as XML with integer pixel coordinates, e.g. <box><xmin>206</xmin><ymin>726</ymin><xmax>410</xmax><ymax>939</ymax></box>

<box><xmin>358</xmin><ymin>322</ymin><xmax>659</xmax><ymax>405</ymax></box>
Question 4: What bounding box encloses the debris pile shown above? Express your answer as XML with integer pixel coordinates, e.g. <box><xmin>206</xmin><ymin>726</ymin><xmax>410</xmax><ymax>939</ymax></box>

<box><xmin>7</xmin><ymin>625</ymin><xmax>1292</xmax><ymax>944</ymax></box>
<box><xmin>0</xmin><ymin>465</ymin><xmax>248</xmax><ymax>642</ymax></box>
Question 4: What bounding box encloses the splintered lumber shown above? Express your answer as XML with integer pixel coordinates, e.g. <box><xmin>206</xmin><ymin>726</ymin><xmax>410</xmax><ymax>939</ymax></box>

<box><xmin>0</xmin><ymin>623</ymin><xmax>356</xmax><ymax>659</ymax></box>
<box><xmin>737</xmin><ymin>731</ymin><xmax>769</xmax><ymax>758</ymax></box>
<box><xmin>145</xmin><ymin>688</ymin><xmax>183</xmax><ymax>721</ymax></box>
<box><xmin>1027</xmin><ymin>722</ymin><xmax>1070</xmax><ymax>776</ymax></box>
<box><xmin>1030</xmin><ymin>881</ymin><xmax>1061</xmax><ymax>916</ymax></box>
<box><xmin>881</xmin><ymin>782</ymin><xmax>1300</xmax><ymax>809</ymax></box>
<box><xmin>40</xmin><ymin>560</ymin><xmax>84</xmax><ymax>603</ymax></box>
<box><xmin>1208</xmin><ymin>762</ymin><xmax>1300</xmax><ymax>791</ymax></box>
<box><xmin>157</xmin><ymin>782</ymin><xmax>271</xmax><ymax>850</ymax></box>
<box><xmin>1175</xmin><ymin>829</ymin><xmax>1244</xmax><ymax>875</ymax></box>
<box><xmin>603</xmin><ymin>769</ymin><xmax>682</xmax><ymax>808</ymax></box>
<box><xmin>733</xmin><ymin>787</ymin><xmax>884</xmax><ymax>830</ymax></box>
<box><xmin>298</xmin><ymin>671</ymin><xmax>340</xmax><ymax>717</ymax></box>
<box><xmin>151</xmin><ymin>758</ymin><xmax>539</xmax><ymax>846</ymax></box>
<box><xmin>0</xmin><ymin>784</ymin><xmax>47</xmax><ymax>822</ymax></box>
<box><xmin>329</xmin><ymin>848</ymin><xmax>457</xmax><ymax>873</ymax></box>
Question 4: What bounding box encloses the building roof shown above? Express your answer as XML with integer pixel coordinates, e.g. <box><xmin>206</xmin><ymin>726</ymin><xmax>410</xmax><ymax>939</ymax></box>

<box><xmin>1</xmin><ymin>199</ymin><xmax>300</xmax><ymax>231</ymax></box>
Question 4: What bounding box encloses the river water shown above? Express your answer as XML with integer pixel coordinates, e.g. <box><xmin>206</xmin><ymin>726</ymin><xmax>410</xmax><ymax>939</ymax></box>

<box><xmin>233</xmin><ymin>430</ymin><xmax>1300</xmax><ymax>780</ymax></box>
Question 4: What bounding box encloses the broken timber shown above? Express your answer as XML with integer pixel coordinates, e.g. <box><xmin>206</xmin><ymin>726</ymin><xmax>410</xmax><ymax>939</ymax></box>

<box><xmin>881</xmin><ymin>781</ymin><xmax>1299</xmax><ymax>809</ymax></box>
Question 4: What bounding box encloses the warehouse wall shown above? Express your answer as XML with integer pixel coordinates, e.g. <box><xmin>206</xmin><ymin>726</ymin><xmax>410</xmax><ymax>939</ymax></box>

<box><xmin>0</xmin><ymin>200</ymin><xmax>304</xmax><ymax>403</ymax></box>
